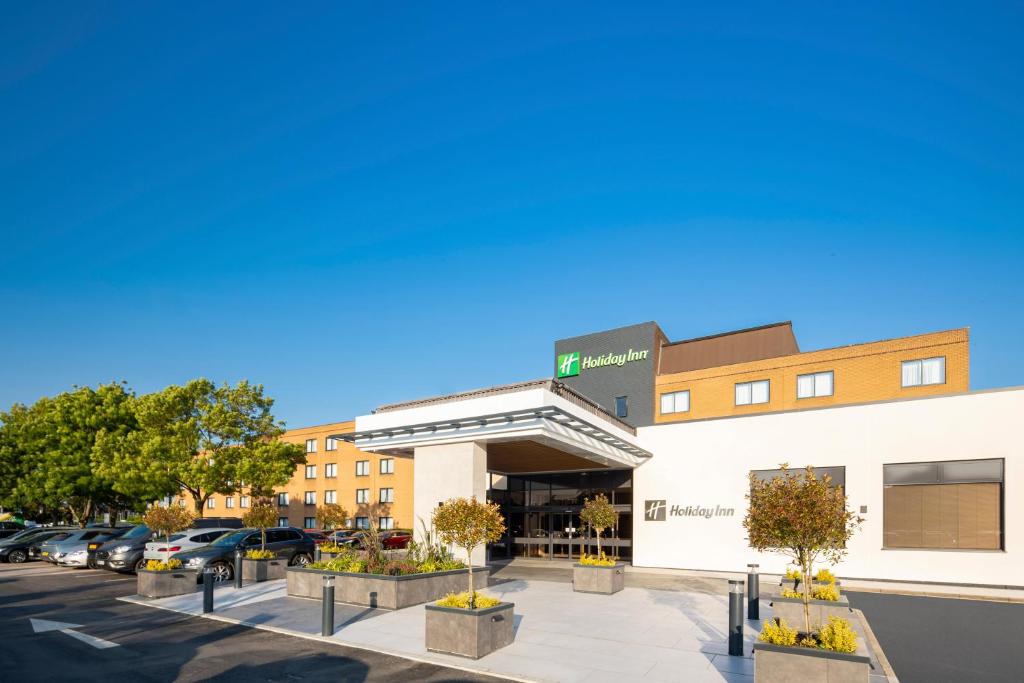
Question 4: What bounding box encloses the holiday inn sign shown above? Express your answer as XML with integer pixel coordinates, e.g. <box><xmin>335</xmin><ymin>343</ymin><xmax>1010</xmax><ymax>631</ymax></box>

<box><xmin>556</xmin><ymin>348</ymin><xmax>650</xmax><ymax>378</ymax></box>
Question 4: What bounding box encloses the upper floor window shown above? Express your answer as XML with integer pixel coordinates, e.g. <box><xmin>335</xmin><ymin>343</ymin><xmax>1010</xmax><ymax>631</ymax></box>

<box><xmin>325</xmin><ymin>463</ymin><xmax>337</xmax><ymax>478</ymax></box>
<box><xmin>277</xmin><ymin>492</ymin><xmax>289</xmax><ymax>507</ymax></box>
<box><xmin>325</xmin><ymin>437</ymin><xmax>337</xmax><ymax>451</ymax></box>
<box><xmin>305</xmin><ymin>439</ymin><xmax>317</xmax><ymax>453</ymax></box>
<box><xmin>902</xmin><ymin>357</ymin><xmax>945</xmax><ymax>387</ymax></box>
<box><xmin>305</xmin><ymin>464</ymin><xmax>316</xmax><ymax>479</ymax></box>
<box><xmin>277</xmin><ymin>517</ymin><xmax>288</xmax><ymax>527</ymax></box>
<box><xmin>240</xmin><ymin>496</ymin><xmax>250</xmax><ymax>508</ymax></box>
<box><xmin>735</xmin><ymin>380</ymin><xmax>770</xmax><ymax>406</ymax></box>
<box><xmin>615</xmin><ymin>396</ymin><xmax>628</xmax><ymax>418</ymax></box>
<box><xmin>304</xmin><ymin>491</ymin><xmax>316</xmax><ymax>505</ymax></box>
<box><xmin>797</xmin><ymin>371</ymin><xmax>834</xmax><ymax>399</ymax></box>
<box><xmin>356</xmin><ymin>489</ymin><xmax>370</xmax><ymax>504</ymax></box>
<box><xmin>325</xmin><ymin>490</ymin><xmax>337</xmax><ymax>504</ymax></box>
<box><xmin>380</xmin><ymin>459</ymin><xmax>394</xmax><ymax>475</ymax></box>
<box><xmin>206</xmin><ymin>498</ymin><xmax>216</xmax><ymax>509</ymax></box>
<box><xmin>380</xmin><ymin>487</ymin><xmax>394</xmax><ymax>503</ymax></box>
<box><xmin>660</xmin><ymin>390</ymin><xmax>690</xmax><ymax>414</ymax></box>
<box><xmin>356</xmin><ymin>460</ymin><xmax>370</xmax><ymax>476</ymax></box>
<box><xmin>225</xmin><ymin>497</ymin><xmax>235</xmax><ymax>509</ymax></box>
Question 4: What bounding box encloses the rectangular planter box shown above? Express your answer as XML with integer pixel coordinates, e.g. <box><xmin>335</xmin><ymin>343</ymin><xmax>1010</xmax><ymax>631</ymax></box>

<box><xmin>770</xmin><ymin>594</ymin><xmax>852</xmax><ymax>631</ymax></box>
<box><xmin>573</xmin><ymin>563</ymin><xmax>625</xmax><ymax>594</ymax></box>
<box><xmin>425</xmin><ymin>602</ymin><xmax>514</xmax><ymax>659</ymax></box>
<box><xmin>754</xmin><ymin>642</ymin><xmax>870</xmax><ymax>683</ymax></box>
<box><xmin>780</xmin><ymin>578</ymin><xmax>842</xmax><ymax>592</ymax></box>
<box><xmin>137</xmin><ymin>568</ymin><xmax>198</xmax><ymax>598</ymax></box>
<box><xmin>286</xmin><ymin>566</ymin><xmax>490</xmax><ymax>610</ymax></box>
<box><xmin>242</xmin><ymin>557</ymin><xmax>287</xmax><ymax>582</ymax></box>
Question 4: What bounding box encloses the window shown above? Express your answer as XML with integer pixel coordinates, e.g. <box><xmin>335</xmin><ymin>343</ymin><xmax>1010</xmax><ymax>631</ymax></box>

<box><xmin>902</xmin><ymin>357</ymin><xmax>946</xmax><ymax>387</ymax></box>
<box><xmin>305</xmin><ymin>438</ymin><xmax>317</xmax><ymax>453</ymax></box>
<box><xmin>304</xmin><ymin>491</ymin><xmax>316</xmax><ymax>505</ymax></box>
<box><xmin>325</xmin><ymin>463</ymin><xmax>337</xmax><ymax>478</ymax></box>
<box><xmin>660</xmin><ymin>390</ymin><xmax>690</xmax><ymax>414</ymax></box>
<box><xmin>379</xmin><ymin>517</ymin><xmax>394</xmax><ymax>530</ymax></box>
<box><xmin>751</xmin><ymin>466</ymin><xmax>846</xmax><ymax>489</ymax></box>
<box><xmin>735</xmin><ymin>380</ymin><xmax>770</xmax><ymax>406</ymax></box>
<box><xmin>325</xmin><ymin>490</ymin><xmax>337</xmax><ymax>504</ymax></box>
<box><xmin>225</xmin><ymin>497</ymin><xmax>235</xmax><ymax>509</ymax></box>
<box><xmin>304</xmin><ymin>517</ymin><xmax>316</xmax><ymax>529</ymax></box>
<box><xmin>277</xmin><ymin>517</ymin><xmax>288</xmax><ymax>527</ymax></box>
<box><xmin>355</xmin><ymin>517</ymin><xmax>370</xmax><ymax>529</ymax></box>
<box><xmin>356</xmin><ymin>460</ymin><xmax>369</xmax><ymax>476</ymax></box>
<box><xmin>883</xmin><ymin>459</ymin><xmax>1003</xmax><ymax>550</ymax></box>
<box><xmin>380</xmin><ymin>458</ymin><xmax>394</xmax><ymax>475</ymax></box>
<box><xmin>356</xmin><ymin>489</ymin><xmax>369</xmax><ymax>504</ymax></box>
<box><xmin>277</xmin><ymin>492</ymin><xmax>289</xmax><ymax>507</ymax></box>
<box><xmin>326</xmin><ymin>437</ymin><xmax>337</xmax><ymax>451</ymax></box>
<box><xmin>615</xmin><ymin>396</ymin><xmax>628</xmax><ymax>418</ymax></box>
<box><xmin>305</xmin><ymin>464</ymin><xmax>316</xmax><ymax>479</ymax></box>
<box><xmin>207</xmin><ymin>498</ymin><xmax>216</xmax><ymax>509</ymax></box>
<box><xmin>240</xmin><ymin>496</ymin><xmax>250</xmax><ymax>508</ymax></box>
<box><xmin>380</xmin><ymin>487</ymin><xmax>394</xmax><ymax>503</ymax></box>
<box><xmin>797</xmin><ymin>371</ymin><xmax>834</xmax><ymax>399</ymax></box>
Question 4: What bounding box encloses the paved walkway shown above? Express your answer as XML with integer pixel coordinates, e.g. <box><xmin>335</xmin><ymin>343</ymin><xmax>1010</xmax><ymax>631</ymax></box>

<box><xmin>122</xmin><ymin>576</ymin><xmax>892</xmax><ymax>683</ymax></box>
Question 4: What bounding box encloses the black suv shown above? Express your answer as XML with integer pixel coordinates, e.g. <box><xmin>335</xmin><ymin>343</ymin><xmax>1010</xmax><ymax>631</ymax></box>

<box><xmin>175</xmin><ymin>527</ymin><xmax>315</xmax><ymax>582</ymax></box>
<box><xmin>0</xmin><ymin>521</ymin><xmax>26</xmax><ymax>540</ymax></box>
<box><xmin>95</xmin><ymin>517</ymin><xmax>244</xmax><ymax>574</ymax></box>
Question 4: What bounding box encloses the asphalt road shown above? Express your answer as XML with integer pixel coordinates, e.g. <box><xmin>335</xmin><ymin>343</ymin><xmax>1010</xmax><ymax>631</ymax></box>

<box><xmin>847</xmin><ymin>591</ymin><xmax>1024</xmax><ymax>683</ymax></box>
<box><xmin>0</xmin><ymin>562</ymin><xmax>501</xmax><ymax>683</ymax></box>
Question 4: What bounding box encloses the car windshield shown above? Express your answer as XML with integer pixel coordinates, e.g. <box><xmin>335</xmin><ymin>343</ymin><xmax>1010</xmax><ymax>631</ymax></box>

<box><xmin>45</xmin><ymin>533</ymin><xmax>71</xmax><ymax>543</ymax></box>
<box><xmin>211</xmin><ymin>530</ymin><xmax>251</xmax><ymax>547</ymax></box>
<box><xmin>119</xmin><ymin>524</ymin><xmax>150</xmax><ymax>540</ymax></box>
<box><xmin>4</xmin><ymin>528</ymin><xmax>44</xmax><ymax>542</ymax></box>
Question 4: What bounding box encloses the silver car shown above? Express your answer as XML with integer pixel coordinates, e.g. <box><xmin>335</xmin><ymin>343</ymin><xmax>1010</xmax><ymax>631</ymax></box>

<box><xmin>40</xmin><ymin>529</ymin><xmax>125</xmax><ymax>567</ymax></box>
<box><xmin>143</xmin><ymin>528</ymin><xmax>234</xmax><ymax>561</ymax></box>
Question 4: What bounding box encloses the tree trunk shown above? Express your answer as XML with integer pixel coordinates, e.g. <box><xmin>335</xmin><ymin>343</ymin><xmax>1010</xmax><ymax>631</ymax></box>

<box><xmin>596</xmin><ymin>527</ymin><xmax>602</xmax><ymax>558</ymax></box>
<box><xmin>261</xmin><ymin>527</ymin><xmax>266</xmax><ymax>551</ymax></box>
<box><xmin>193</xmin><ymin>494</ymin><xmax>206</xmax><ymax>517</ymax></box>
<box><xmin>467</xmin><ymin>548</ymin><xmax>475</xmax><ymax>609</ymax></box>
<box><xmin>801</xmin><ymin>552</ymin><xmax>812</xmax><ymax>637</ymax></box>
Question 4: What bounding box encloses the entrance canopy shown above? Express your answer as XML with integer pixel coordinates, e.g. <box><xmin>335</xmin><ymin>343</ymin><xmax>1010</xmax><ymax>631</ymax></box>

<box><xmin>336</xmin><ymin>379</ymin><xmax>651</xmax><ymax>471</ymax></box>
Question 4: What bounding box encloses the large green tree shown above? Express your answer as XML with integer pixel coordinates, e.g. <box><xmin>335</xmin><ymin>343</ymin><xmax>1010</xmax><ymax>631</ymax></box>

<box><xmin>4</xmin><ymin>383</ymin><xmax>142</xmax><ymax>526</ymax></box>
<box><xmin>95</xmin><ymin>379</ymin><xmax>305</xmax><ymax>515</ymax></box>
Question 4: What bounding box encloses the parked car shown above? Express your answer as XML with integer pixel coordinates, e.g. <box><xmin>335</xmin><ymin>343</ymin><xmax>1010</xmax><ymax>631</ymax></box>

<box><xmin>326</xmin><ymin>529</ymin><xmax>364</xmax><ymax>547</ymax></box>
<box><xmin>38</xmin><ymin>528</ymin><xmax>126</xmax><ymax>567</ymax></box>
<box><xmin>0</xmin><ymin>521</ymin><xmax>26</xmax><ymax>539</ymax></box>
<box><xmin>95</xmin><ymin>516</ymin><xmax>243</xmax><ymax>574</ymax></box>
<box><xmin>303</xmin><ymin>530</ymin><xmax>329</xmax><ymax>545</ymax></box>
<box><xmin>0</xmin><ymin>527</ymin><xmax>74</xmax><ymax>563</ymax></box>
<box><xmin>380</xmin><ymin>530</ymin><xmax>413</xmax><ymax>549</ymax></box>
<box><xmin>143</xmin><ymin>527</ymin><xmax>235</xmax><ymax>561</ymax></box>
<box><xmin>176</xmin><ymin>527</ymin><xmax>315</xmax><ymax>582</ymax></box>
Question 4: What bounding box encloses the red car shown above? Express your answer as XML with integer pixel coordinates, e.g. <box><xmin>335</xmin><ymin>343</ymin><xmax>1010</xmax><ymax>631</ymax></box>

<box><xmin>380</xmin><ymin>530</ymin><xmax>412</xmax><ymax>549</ymax></box>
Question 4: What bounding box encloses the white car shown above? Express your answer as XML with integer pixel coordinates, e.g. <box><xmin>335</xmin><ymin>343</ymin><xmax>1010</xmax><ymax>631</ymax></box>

<box><xmin>143</xmin><ymin>528</ymin><xmax>234</xmax><ymax>562</ymax></box>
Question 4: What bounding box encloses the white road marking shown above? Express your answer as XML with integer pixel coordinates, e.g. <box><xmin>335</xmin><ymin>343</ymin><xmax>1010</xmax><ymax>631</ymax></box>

<box><xmin>29</xmin><ymin>618</ymin><xmax>120</xmax><ymax>649</ymax></box>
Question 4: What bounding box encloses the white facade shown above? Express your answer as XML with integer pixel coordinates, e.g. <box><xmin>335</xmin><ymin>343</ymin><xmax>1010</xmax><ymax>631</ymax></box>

<box><xmin>632</xmin><ymin>388</ymin><xmax>1024</xmax><ymax>586</ymax></box>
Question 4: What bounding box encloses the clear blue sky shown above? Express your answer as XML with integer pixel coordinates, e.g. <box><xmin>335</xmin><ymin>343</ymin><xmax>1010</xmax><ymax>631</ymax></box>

<box><xmin>2</xmin><ymin>3</ymin><xmax>1022</xmax><ymax>427</ymax></box>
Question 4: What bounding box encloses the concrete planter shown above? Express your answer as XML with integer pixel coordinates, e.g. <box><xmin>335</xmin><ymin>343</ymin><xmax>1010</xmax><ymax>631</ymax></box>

<box><xmin>780</xmin><ymin>578</ymin><xmax>842</xmax><ymax>592</ymax></box>
<box><xmin>770</xmin><ymin>594</ymin><xmax>852</xmax><ymax>630</ymax></box>
<box><xmin>573</xmin><ymin>562</ymin><xmax>625</xmax><ymax>594</ymax></box>
<box><xmin>242</xmin><ymin>557</ymin><xmax>287</xmax><ymax>582</ymax></box>
<box><xmin>424</xmin><ymin>602</ymin><xmax>514</xmax><ymax>659</ymax></box>
<box><xmin>136</xmin><ymin>568</ymin><xmax>198</xmax><ymax>598</ymax></box>
<box><xmin>753</xmin><ymin>642</ymin><xmax>870</xmax><ymax>682</ymax></box>
<box><xmin>286</xmin><ymin>566</ymin><xmax>490</xmax><ymax>610</ymax></box>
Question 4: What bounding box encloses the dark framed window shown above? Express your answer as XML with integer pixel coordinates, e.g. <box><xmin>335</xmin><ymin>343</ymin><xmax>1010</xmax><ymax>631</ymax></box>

<box><xmin>615</xmin><ymin>396</ymin><xmax>628</xmax><ymax>418</ymax></box>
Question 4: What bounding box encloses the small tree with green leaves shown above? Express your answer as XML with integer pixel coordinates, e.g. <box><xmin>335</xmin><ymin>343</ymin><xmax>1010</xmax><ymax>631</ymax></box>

<box><xmin>579</xmin><ymin>493</ymin><xmax>618</xmax><ymax>560</ymax></box>
<box><xmin>242</xmin><ymin>501</ymin><xmax>277</xmax><ymax>553</ymax></box>
<box><xmin>744</xmin><ymin>464</ymin><xmax>862</xmax><ymax>635</ymax></box>
<box><xmin>432</xmin><ymin>497</ymin><xmax>505</xmax><ymax>609</ymax></box>
<box><xmin>315</xmin><ymin>503</ymin><xmax>348</xmax><ymax>531</ymax></box>
<box><xmin>143</xmin><ymin>505</ymin><xmax>196</xmax><ymax>556</ymax></box>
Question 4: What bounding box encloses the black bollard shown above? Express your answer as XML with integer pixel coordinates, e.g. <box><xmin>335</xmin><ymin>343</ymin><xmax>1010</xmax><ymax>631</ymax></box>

<box><xmin>747</xmin><ymin>563</ymin><xmax>760</xmax><ymax>620</ymax></box>
<box><xmin>234</xmin><ymin>550</ymin><xmax>243</xmax><ymax>589</ymax></box>
<box><xmin>315</xmin><ymin>545</ymin><xmax>322</xmax><ymax>563</ymax></box>
<box><xmin>728</xmin><ymin>579</ymin><xmax>743</xmax><ymax>656</ymax></box>
<box><xmin>203</xmin><ymin>567</ymin><xmax>215</xmax><ymax>613</ymax></box>
<box><xmin>321</xmin><ymin>575</ymin><xmax>335</xmax><ymax>637</ymax></box>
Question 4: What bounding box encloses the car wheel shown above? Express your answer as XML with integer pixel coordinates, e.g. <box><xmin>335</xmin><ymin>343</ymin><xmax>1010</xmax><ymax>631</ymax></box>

<box><xmin>87</xmin><ymin>556</ymin><xmax>97</xmax><ymax>569</ymax></box>
<box><xmin>133</xmin><ymin>557</ymin><xmax>148</xmax><ymax>573</ymax></box>
<box><xmin>209</xmin><ymin>561</ymin><xmax>233</xmax><ymax>582</ymax></box>
<box><xmin>290</xmin><ymin>553</ymin><xmax>312</xmax><ymax>566</ymax></box>
<box><xmin>8</xmin><ymin>550</ymin><xmax>27</xmax><ymax>564</ymax></box>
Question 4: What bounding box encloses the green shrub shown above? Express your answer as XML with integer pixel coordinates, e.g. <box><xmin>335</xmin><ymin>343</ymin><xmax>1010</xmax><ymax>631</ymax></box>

<box><xmin>579</xmin><ymin>552</ymin><xmax>616</xmax><ymax>567</ymax></box>
<box><xmin>815</xmin><ymin>568</ymin><xmax>837</xmax><ymax>584</ymax></box>
<box><xmin>780</xmin><ymin>588</ymin><xmax>802</xmax><ymax>599</ymax></box>
<box><xmin>245</xmin><ymin>549</ymin><xmax>276</xmax><ymax>560</ymax></box>
<box><xmin>383</xmin><ymin>560</ymin><xmax>418</xmax><ymax>576</ymax></box>
<box><xmin>145</xmin><ymin>558</ymin><xmax>182</xmax><ymax>572</ymax></box>
<box><xmin>435</xmin><ymin>591</ymin><xmax>501</xmax><ymax>609</ymax></box>
<box><xmin>759</xmin><ymin>618</ymin><xmax>797</xmax><ymax>646</ymax></box>
<box><xmin>319</xmin><ymin>543</ymin><xmax>348</xmax><ymax>554</ymax></box>
<box><xmin>817</xmin><ymin>616</ymin><xmax>857</xmax><ymax>653</ymax></box>
<box><xmin>784</xmin><ymin>567</ymin><xmax>801</xmax><ymax>580</ymax></box>
<box><xmin>812</xmin><ymin>583</ymin><xmax>840</xmax><ymax>601</ymax></box>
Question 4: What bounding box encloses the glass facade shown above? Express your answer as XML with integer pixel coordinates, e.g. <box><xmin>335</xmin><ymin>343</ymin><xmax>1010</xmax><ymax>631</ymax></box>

<box><xmin>487</xmin><ymin>470</ymin><xmax>633</xmax><ymax>560</ymax></box>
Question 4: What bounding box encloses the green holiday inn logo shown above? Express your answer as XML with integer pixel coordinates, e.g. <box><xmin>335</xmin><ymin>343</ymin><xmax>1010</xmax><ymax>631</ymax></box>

<box><xmin>557</xmin><ymin>352</ymin><xmax>580</xmax><ymax>378</ymax></box>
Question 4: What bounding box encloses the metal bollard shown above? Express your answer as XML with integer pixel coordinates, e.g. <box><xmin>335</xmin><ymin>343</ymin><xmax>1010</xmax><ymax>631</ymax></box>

<box><xmin>234</xmin><ymin>550</ymin><xmax>243</xmax><ymax>589</ymax></box>
<box><xmin>728</xmin><ymin>579</ymin><xmax>744</xmax><ymax>656</ymax></box>
<box><xmin>315</xmin><ymin>545</ymin><xmax>322</xmax><ymax>563</ymax></box>
<box><xmin>747</xmin><ymin>563</ymin><xmax>759</xmax><ymax>620</ymax></box>
<box><xmin>203</xmin><ymin>567</ymin><xmax>215</xmax><ymax>613</ymax></box>
<box><xmin>321</xmin><ymin>575</ymin><xmax>335</xmax><ymax>637</ymax></box>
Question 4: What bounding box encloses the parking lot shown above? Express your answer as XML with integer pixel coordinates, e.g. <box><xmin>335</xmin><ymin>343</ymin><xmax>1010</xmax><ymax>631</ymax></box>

<box><xmin>0</xmin><ymin>562</ymin><xmax>499</xmax><ymax>682</ymax></box>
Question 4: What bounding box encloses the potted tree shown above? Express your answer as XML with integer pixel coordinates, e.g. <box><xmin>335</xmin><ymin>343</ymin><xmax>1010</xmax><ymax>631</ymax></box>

<box><xmin>573</xmin><ymin>493</ymin><xmax>624</xmax><ymax>594</ymax></box>
<box><xmin>241</xmin><ymin>501</ymin><xmax>285</xmax><ymax>582</ymax></box>
<box><xmin>137</xmin><ymin>505</ymin><xmax>197</xmax><ymax>598</ymax></box>
<box><xmin>424</xmin><ymin>496</ymin><xmax>511</xmax><ymax>659</ymax></box>
<box><xmin>315</xmin><ymin>502</ymin><xmax>349</xmax><ymax>560</ymax></box>
<box><xmin>744</xmin><ymin>465</ymin><xmax>868</xmax><ymax>682</ymax></box>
